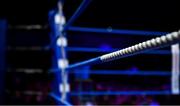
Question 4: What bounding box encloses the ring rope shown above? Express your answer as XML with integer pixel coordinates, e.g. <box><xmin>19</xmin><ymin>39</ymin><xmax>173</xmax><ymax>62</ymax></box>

<box><xmin>68</xmin><ymin>30</ymin><xmax>180</xmax><ymax>69</ymax></box>
<box><xmin>100</xmin><ymin>30</ymin><xmax>180</xmax><ymax>62</ymax></box>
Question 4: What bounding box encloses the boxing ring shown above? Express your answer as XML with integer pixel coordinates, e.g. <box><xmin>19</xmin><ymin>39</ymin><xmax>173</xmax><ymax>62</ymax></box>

<box><xmin>49</xmin><ymin>0</ymin><xmax>180</xmax><ymax>105</ymax></box>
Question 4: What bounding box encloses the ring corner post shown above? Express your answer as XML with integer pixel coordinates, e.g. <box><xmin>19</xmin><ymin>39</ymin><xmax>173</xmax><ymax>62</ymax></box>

<box><xmin>49</xmin><ymin>0</ymin><xmax>70</xmax><ymax>104</ymax></box>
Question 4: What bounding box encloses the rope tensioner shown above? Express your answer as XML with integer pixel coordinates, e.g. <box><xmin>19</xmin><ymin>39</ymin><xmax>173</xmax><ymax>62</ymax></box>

<box><xmin>68</xmin><ymin>30</ymin><xmax>180</xmax><ymax>69</ymax></box>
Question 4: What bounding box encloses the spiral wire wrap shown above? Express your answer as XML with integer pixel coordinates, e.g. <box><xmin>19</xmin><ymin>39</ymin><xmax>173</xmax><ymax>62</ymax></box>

<box><xmin>100</xmin><ymin>30</ymin><xmax>180</xmax><ymax>62</ymax></box>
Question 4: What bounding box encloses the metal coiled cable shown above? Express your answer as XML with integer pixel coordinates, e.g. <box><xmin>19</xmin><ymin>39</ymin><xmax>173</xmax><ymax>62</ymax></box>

<box><xmin>100</xmin><ymin>30</ymin><xmax>180</xmax><ymax>62</ymax></box>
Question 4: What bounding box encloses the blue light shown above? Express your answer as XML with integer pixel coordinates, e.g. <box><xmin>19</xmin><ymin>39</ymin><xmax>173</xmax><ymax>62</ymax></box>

<box><xmin>74</xmin><ymin>66</ymin><xmax>90</xmax><ymax>80</ymax></box>
<box><xmin>68</xmin><ymin>26</ymin><xmax>168</xmax><ymax>36</ymax></box>
<box><xmin>99</xmin><ymin>44</ymin><xmax>112</xmax><ymax>51</ymax></box>
<box><xmin>67</xmin><ymin>47</ymin><xmax>171</xmax><ymax>55</ymax></box>
<box><xmin>70</xmin><ymin>70</ymin><xmax>171</xmax><ymax>76</ymax></box>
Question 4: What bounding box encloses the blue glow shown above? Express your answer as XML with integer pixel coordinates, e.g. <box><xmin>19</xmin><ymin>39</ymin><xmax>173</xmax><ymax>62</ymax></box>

<box><xmin>70</xmin><ymin>70</ymin><xmax>171</xmax><ymax>76</ymax></box>
<box><xmin>130</xmin><ymin>66</ymin><xmax>139</xmax><ymax>72</ymax></box>
<box><xmin>68</xmin><ymin>26</ymin><xmax>168</xmax><ymax>36</ymax></box>
<box><xmin>99</xmin><ymin>44</ymin><xmax>112</xmax><ymax>51</ymax></box>
<box><xmin>67</xmin><ymin>47</ymin><xmax>171</xmax><ymax>55</ymax></box>
<box><xmin>74</xmin><ymin>66</ymin><xmax>90</xmax><ymax>80</ymax></box>
<box><xmin>150</xmin><ymin>102</ymin><xmax>160</xmax><ymax>106</ymax></box>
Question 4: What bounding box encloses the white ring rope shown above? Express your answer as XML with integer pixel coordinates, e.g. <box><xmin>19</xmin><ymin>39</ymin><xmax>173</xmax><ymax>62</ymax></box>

<box><xmin>100</xmin><ymin>30</ymin><xmax>180</xmax><ymax>62</ymax></box>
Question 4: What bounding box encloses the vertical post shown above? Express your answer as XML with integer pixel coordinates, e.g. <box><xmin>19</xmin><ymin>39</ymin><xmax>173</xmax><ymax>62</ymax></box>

<box><xmin>171</xmin><ymin>44</ymin><xmax>180</xmax><ymax>94</ymax></box>
<box><xmin>0</xmin><ymin>19</ymin><xmax>7</xmax><ymax>104</ymax></box>
<box><xmin>49</xmin><ymin>0</ymin><xmax>70</xmax><ymax>104</ymax></box>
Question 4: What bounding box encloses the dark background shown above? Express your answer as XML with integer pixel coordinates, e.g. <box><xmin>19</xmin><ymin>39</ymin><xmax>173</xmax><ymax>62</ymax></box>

<box><xmin>0</xmin><ymin>0</ymin><xmax>180</xmax><ymax>105</ymax></box>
